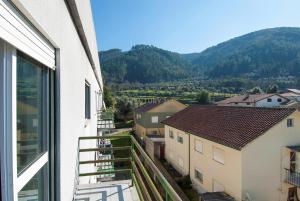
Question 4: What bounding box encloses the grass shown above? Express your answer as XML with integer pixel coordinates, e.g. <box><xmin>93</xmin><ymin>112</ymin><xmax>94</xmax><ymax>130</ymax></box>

<box><xmin>110</xmin><ymin>131</ymin><xmax>131</xmax><ymax>162</ymax></box>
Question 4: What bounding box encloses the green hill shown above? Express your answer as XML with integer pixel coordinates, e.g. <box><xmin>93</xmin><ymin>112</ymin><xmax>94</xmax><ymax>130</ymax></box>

<box><xmin>100</xmin><ymin>27</ymin><xmax>300</xmax><ymax>84</ymax></box>
<box><xmin>99</xmin><ymin>45</ymin><xmax>197</xmax><ymax>83</ymax></box>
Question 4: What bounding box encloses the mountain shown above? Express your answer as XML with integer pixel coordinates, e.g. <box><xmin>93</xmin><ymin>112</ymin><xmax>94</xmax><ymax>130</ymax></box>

<box><xmin>99</xmin><ymin>45</ymin><xmax>197</xmax><ymax>83</ymax></box>
<box><xmin>99</xmin><ymin>27</ymin><xmax>300</xmax><ymax>84</ymax></box>
<box><xmin>193</xmin><ymin>27</ymin><xmax>300</xmax><ymax>78</ymax></box>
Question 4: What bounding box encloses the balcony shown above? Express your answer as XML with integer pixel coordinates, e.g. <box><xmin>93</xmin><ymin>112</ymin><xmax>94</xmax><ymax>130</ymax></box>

<box><xmin>75</xmin><ymin>134</ymin><xmax>184</xmax><ymax>201</ymax></box>
<box><xmin>285</xmin><ymin>168</ymin><xmax>300</xmax><ymax>187</ymax></box>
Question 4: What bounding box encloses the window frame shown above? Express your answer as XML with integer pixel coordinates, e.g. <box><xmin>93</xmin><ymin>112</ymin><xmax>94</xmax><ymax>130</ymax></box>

<box><xmin>177</xmin><ymin>135</ymin><xmax>183</xmax><ymax>144</ymax></box>
<box><xmin>287</xmin><ymin>118</ymin><xmax>294</xmax><ymax>127</ymax></box>
<box><xmin>194</xmin><ymin>139</ymin><xmax>203</xmax><ymax>153</ymax></box>
<box><xmin>85</xmin><ymin>81</ymin><xmax>91</xmax><ymax>119</ymax></box>
<box><xmin>212</xmin><ymin>146</ymin><xmax>225</xmax><ymax>165</ymax></box>
<box><xmin>0</xmin><ymin>39</ymin><xmax>53</xmax><ymax>201</ymax></box>
<box><xmin>169</xmin><ymin>129</ymin><xmax>174</xmax><ymax>139</ymax></box>
<box><xmin>151</xmin><ymin>116</ymin><xmax>158</xmax><ymax>123</ymax></box>
<box><xmin>277</xmin><ymin>98</ymin><xmax>282</xmax><ymax>102</ymax></box>
<box><xmin>195</xmin><ymin>168</ymin><xmax>203</xmax><ymax>184</ymax></box>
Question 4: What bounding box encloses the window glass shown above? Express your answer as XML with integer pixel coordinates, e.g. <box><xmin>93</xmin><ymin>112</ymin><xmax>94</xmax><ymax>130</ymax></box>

<box><xmin>17</xmin><ymin>52</ymin><xmax>48</xmax><ymax>173</ymax></box>
<box><xmin>287</xmin><ymin>118</ymin><xmax>294</xmax><ymax>127</ymax></box>
<box><xmin>267</xmin><ymin>98</ymin><xmax>272</xmax><ymax>102</ymax></box>
<box><xmin>195</xmin><ymin>140</ymin><xmax>203</xmax><ymax>153</ymax></box>
<box><xmin>213</xmin><ymin>147</ymin><xmax>225</xmax><ymax>164</ymax></box>
<box><xmin>195</xmin><ymin>169</ymin><xmax>203</xmax><ymax>183</ymax></box>
<box><xmin>177</xmin><ymin>135</ymin><xmax>183</xmax><ymax>143</ymax></box>
<box><xmin>18</xmin><ymin>165</ymin><xmax>48</xmax><ymax>201</ymax></box>
<box><xmin>169</xmin><ymin>130</ymin><xmax>174</xmax><ymax>138</ymax></box>
<box><xmin>151</xmin><ymin>116</ymin><xmax>158</xmax><ymax>123</ymax></box>
<box><xmin>85</xmin><ymin>82</ymin><xmax>91</xmax><ymax>119</ymax></box>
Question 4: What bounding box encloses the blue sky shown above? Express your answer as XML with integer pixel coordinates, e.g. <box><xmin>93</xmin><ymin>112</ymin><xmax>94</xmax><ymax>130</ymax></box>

<box><xmin>91</xmin><ymin>0</ymin><xmax>300</xmax><ymax>53</ymax></box>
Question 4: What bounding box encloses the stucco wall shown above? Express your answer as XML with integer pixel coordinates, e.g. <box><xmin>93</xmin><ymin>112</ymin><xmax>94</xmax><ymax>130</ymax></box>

<box><xmin>189</xmin><ymin>135</ymin><xmax>242</xmax><ymax>200</ymax></box>
<box><xmin>164</xmin><ymin>125</ymin><xmax>189</xmax><ymax>176</ymax></box>
<box><xmin>255</xmin><ymin>95</ymin><xmax>288</xmax><ymax>107</ymax></box>
<box><xmin>241</xmin><ymin>111</ymin><xmax>300</xmax><ymax>201</ymax></box>
<box><xmin>10</xmin><ymin>1</ymin><xmax>102</xmax><ymax>200</ymax></box>
<box><xmin>135</xmin><ymin>123</ymin><xmax>164</xmax><ymax>138</ymax></box>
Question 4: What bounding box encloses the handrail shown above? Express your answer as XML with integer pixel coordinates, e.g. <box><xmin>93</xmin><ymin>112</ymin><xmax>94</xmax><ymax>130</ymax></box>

<box><xmin>77</xmin><ymin>134</ymin><xmax>183</xmax><ymax>201</ymax></box>
<box><xmin>285</xmin><ymin>168</ymin><xmax>300</xmax><ymax>187</ymax></box>
<box><xmin>131</xmin><ymin>136</ymin><xmax>183</xmax><ymax>201</ymax></box>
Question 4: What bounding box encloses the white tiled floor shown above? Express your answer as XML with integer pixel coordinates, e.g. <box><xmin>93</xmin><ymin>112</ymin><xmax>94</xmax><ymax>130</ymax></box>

<box><xmin>74</xmin><ymin>180</ymin><xmax>140</xmax><ymax>201</ymax></box>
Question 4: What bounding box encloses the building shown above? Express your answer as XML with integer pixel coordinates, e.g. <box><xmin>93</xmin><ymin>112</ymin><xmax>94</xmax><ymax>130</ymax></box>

<box><xmin>0</xmin><ymin>0</ymin><xmax>104</xmax><ymax>200</ymax></box>
<box><xmin>134</xmin><ymin>100</ymin><xmax>186</xmax><ymax>139</ymax></box>
<box><xmin>217</xmin><ymin>93</ymin><xmax>289</xmax><ymax>107</ymax></box>
<box><xmin>281</xmin><ymin>89</ymin><xmax>300</xmax><ymax>102</ymax></box>
<box><xmin>0</xmin><ymin>1</ymin><xmax>185</xmax><ymax>201</ymax></box>
<box><xmin>144</xmin><ymin>135</ymin><xmax>165</xmax><ymax>161</ymax></box>
<box><xmin>163</xmin><ymin>105</ymin><xmax>300</xmax><ymax>201</ymax></box>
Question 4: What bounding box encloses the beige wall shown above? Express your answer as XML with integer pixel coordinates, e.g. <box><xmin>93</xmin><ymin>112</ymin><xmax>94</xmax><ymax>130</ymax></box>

<box><xmin>189</xmin><ymin>135</ymin><xmax>242</xmax><ymax>200</ymax></box>
<box><xmin>135</xmin><ymin>123</ymin><xmax>164</xmax><ymax>139</ymax></box>
<box><xmin>164</xmin><ymin>125</ymin><xmax>189</xmax><ymax>176</ymax></box>
<box><xmin>241</xmin><ymin>111</ymin><xmax>300</xmax><ymax>201</ymax></box>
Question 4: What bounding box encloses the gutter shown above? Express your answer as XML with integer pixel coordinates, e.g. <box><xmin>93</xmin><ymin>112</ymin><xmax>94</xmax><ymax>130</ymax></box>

<box><xmin>64</xmin><ymin>0</ymin><xmax>103</xmax><ymax>91</ymax></box>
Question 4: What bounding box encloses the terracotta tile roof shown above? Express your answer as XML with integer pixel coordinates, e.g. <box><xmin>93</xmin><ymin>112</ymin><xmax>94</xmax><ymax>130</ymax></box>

<box><xmin>135</xmin><ymin>102</ymin><xmax>163</xmax><ymax>114</ymax></box>
<box><xmin>217</xmin><ymin>94</ymin><xmax>280</xmax><ymax>104</ymax></box>
<box><xmin>162</xmin><ymin>105</ymin><xmax>295</xmax><ymax>150</ymax></box>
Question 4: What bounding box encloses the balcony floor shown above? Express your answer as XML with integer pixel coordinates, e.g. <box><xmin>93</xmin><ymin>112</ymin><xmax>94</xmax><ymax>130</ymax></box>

<box><xmin>74</xmin><ymin>180</ymin><xmax>140</xmax><ymax>201</ymax></box>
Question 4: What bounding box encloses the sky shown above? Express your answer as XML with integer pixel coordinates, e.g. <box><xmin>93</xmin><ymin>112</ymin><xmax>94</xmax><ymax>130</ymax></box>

<box><xmin>91</xmin><ymin>0</ymin><xmax>300</xmax><ymax>53</ymax></box>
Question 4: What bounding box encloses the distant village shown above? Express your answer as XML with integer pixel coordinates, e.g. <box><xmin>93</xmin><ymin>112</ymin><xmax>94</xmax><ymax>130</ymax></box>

<box><xmin>133</xmin><ymin>88</ymin><xmax>300</xmax><ymax>201</ymax></box>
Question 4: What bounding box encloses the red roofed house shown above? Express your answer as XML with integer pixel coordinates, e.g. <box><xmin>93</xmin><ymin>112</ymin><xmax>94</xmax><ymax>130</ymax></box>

<box><xmin>217</xmin><ymin>93</ymin><xmax>289</xmax><ymax>107</ymax></box>
<box><xmin>162</xmin><ymin>105</ymin><xmax>300</xmax><ymax>201</ymax></box>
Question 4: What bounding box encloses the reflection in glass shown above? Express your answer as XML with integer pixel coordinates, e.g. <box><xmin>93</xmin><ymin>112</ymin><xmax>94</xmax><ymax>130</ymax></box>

<box><xmin>17</xmin><ymin>52</ymin><xmax>48</xmax><ymax>174</ymax></box>
<box><xmin>18</xmin><ymin>166</ymin><xmax>48</xmax><ymax>201</ymax></box>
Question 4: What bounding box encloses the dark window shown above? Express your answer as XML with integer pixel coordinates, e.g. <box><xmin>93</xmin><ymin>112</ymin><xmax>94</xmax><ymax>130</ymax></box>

<box><xmin>278</xmin><ymin>98</ymin><xmax>282</xmax><ymax>102</ymax></box>
<box><xmin>85</xmin><ymin>82</ymin><xmax>91</xmax><ymax>119</ymax></box>
<box><xmin>287</xmin><ymin>119</ymin><xmax>294</xmax><ymax>127</ymax></box>
<box><xmin>267</xmin><ymin>98</ymin><xmax>272</xmax><ymax>102</ymax></box>
<box><xmin>246</xmin><ymin>103</ymin><xmax>250</xmax><ymax>105</ymax></box>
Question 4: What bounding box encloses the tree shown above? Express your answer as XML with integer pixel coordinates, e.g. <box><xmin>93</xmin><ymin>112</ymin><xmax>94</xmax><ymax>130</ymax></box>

<box><xmin>115</xmin><ymin>96</ymin><xmax>138</xmax><ymax>122</ymax></box>
<box><xmin>103</xmin><ymin>86</ymin><xmax>116</xmax><ymax>108</ymax></box>
<box><xmin>196</xmin><ymin>90</ymin><xmax>211</xmax><ymax>105</ymax></box>
<box><xmin>266</xmin><ymin>85</ymin><xmax>278</xmax><ymax>93</ymax></box>
<box><xmin>249</xmin><ymin>87</ymin><xmax>263</xmax><ymax>94</ymax></box>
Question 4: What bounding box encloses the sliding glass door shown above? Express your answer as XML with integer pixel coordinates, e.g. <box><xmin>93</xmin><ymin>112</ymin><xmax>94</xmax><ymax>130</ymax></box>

<box><xmin>16</xmin><ymin>51</ymin><xmax>50</xmax><ymax>201</ymax></box>
<box><xmin>0</xmin><ymin>39</ymin><xmax>53</xmax><ymax>201</ymax></box>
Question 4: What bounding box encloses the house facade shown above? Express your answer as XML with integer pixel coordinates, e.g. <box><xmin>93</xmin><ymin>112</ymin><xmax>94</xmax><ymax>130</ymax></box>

<box><xmin>163</xmin><ymin>105</ymin><xmax>300</xmax><ymax>201</ymax></box>
<box><xmin>0</xmin><ymin>0</ymin><xmax>103</xmax><ymax>200</ymax></box>
<box><xmin>134</xmin><ymin>100</ymin><xmax>186</xmax><ymax>139</ymax></box>
<box><xmin>281</xmin><ymin>89</ymin><xmax>300</xmax><ymax>102</ymax></box>
<box><xmin>217</xmin><ymin>94</ymin><xmax>289</xmax><ymax>107</ymax></box>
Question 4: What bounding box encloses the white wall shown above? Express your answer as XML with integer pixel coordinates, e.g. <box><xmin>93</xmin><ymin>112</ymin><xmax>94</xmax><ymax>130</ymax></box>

<box><xmin>10</xmin><ymin>0</ymin><xmax>102</xmax><ymax>200</ymax></box>
<box><xmin>241</xmin><ymin>111</ymin><xmax>300</xmax><ymax>201</ymax></box>
<box><xmin>255</xmin><ymin>95</ymin><xmax>287</xmax><ymax>107</ymax></box>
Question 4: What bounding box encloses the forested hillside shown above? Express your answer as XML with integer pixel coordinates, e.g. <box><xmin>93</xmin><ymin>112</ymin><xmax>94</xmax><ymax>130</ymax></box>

<box><xmin>100</xmin><ymin>27</ymin><xmax>300</xmax><ymax>84</ymax></box>
<box><xmin>99</xmin><ymin>45</ymin><xmax>198</xmax><ymax>83</ymax></box>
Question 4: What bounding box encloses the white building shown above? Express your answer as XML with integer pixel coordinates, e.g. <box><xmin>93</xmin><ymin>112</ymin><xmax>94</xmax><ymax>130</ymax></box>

<box><xmin>217</xmin><ymin>93</ymin><xmax>289</xmax><ymax>107</ymax></box>
<box><xmin>281</xmin><ymin>89</ymin><xmax>300</xmax><ymax>102</ymax></box>
<box><xmin>0</xmin><ymin>0</ymin><xmax>103</xmax><ymax>200</ymax></box>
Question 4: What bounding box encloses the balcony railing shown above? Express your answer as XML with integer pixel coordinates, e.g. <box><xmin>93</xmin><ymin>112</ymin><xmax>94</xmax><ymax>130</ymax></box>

<box><xmin>78</xmin><ymin>134</ymin><xmax>183</xmax><ymax>201</ymax></box>
<box><xmin>285</xmin><ymin>168</ymin><xmax>300</xmax><ymax>187</ymax></box>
